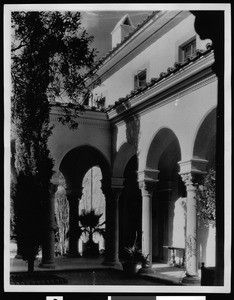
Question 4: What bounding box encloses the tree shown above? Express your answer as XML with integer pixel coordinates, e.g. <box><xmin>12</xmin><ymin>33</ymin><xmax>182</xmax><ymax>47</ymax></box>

<box><xmin>11</xmin><ymin>11</ymin><xmax>98</xmax><ymax>271</ymax></box>
<box><xmin>54</xmin><ymin>181</ymin><xmax>70</xmax><ymax>256</ymax></box>
<box><xmin>195</xmin><ymin>168</ymin><xmax>216</xmax><ymax>227</ymax></box>
<box><xmin>79</xmin><ymin>209</ymin><xmax>105</xmax><ymax>256</ymax></box>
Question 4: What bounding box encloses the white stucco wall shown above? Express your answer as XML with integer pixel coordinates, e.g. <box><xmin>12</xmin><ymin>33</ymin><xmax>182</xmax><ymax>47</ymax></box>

<box><xmin>48</xmin><ymin>110</ymin><xmax>111</xmax><ymax>180</ymax></box>
<box><xmin>93</xmin><ymin>13</ymin><xmax>211</xmax><ymax>106</ymax></box>
<box><xmin>137</xmin><ymin>79</ymin><xmax>217</xmax><ymax>170</ymax></box>
<box><xmin>112</xmin><ymin>78</ymin><xmax>217</xmax><ymax>171</ymax></box>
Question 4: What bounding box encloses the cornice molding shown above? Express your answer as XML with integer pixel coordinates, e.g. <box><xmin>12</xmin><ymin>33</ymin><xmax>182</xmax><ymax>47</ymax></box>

<box><xmin>50</xmin><ymin>111</ymin><xmax>110</xmax><ymax>129</ymax></box>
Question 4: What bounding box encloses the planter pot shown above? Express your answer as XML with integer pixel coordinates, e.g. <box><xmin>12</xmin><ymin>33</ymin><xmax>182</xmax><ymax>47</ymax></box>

<box><xmin>121</xmin><ymin>261</ymin><xmax>138</xmax><ymax>277</ymax></box>
<box><xmin>82</xmin><ymin>241</ymin><xmax>99</xmax><ymax>257</ymax></box>
<box><xmin>138</xmin><ymin>266</ymin><xmax>155</xmax><ymax>275</ymax></box>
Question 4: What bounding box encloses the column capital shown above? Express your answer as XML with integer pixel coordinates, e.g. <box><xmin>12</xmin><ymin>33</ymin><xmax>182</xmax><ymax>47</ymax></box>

<box><xmin>138</xmin><ymin>181</ymin><xmax>157</xmax><ymax>197</ymax></box>
<box><xmin>179</xmin><ymin>158</ymin><xmax>207</xmax><ymax>189</ymax></box>
<box><xmin>111</xmin><ymin>177</ymin><xmax>124</xmax><ymax>189</ymax></box>
<box><xmin>138</xmin><ymin>168</ymin><xmax>160</xmax><ymax>183</ymax></box>
<box><xmin>138</xmin><ymin>169</ymin><xmax>159</xmax><ymax>196</ymax></box>
<box><xmin>180</xmin><ymin>172</ymin><xmax>204</xmax><ymax>190</ymax></box>
<box><xmin>178</xmin><ymin>158</ymin><xmax>208</xmax><ymax>175</ymax></box>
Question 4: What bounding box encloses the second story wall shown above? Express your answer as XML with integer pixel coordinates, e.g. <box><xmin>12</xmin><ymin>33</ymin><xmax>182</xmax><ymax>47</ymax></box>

<box><xmin>92</xmin><ymin>12</ymin><xmax>211</xmax><ymax>107</ymax></box>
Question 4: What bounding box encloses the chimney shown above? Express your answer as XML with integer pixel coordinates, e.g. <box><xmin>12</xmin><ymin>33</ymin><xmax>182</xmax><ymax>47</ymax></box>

<box><xmin>111</xmin><ymin>14</ymin><xmax>135</xmax><ymax>49</ymax></box>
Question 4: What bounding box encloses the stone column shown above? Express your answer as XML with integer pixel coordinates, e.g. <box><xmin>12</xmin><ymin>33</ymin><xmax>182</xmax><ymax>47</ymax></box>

<box><xmin>66</xmin><ymin>188</ymin><xmax>82</xmax><ymax>257</ymax></box>
<box><xmin>102</xmin><ymin>177</ymin><xmax>123</xmax><ymax>266</ymax></box>
<box><xmin>138</xmin><ymin>169</ymin><xmax>159</xmax><ymax>275</ymax></box>
<box><xmin>179</xmin><ymin>159</ymin><xmax>207</xmax><ymax>284</ymax></box>
<box><xmin>39</xmin><ymin>183</ymin><xmax>57</xmax><ymax>269</ymax></box>
<box><xmin>181</xmin><ymin>173</ymin><xmax>199</xmax><ymax>278</ymax></box>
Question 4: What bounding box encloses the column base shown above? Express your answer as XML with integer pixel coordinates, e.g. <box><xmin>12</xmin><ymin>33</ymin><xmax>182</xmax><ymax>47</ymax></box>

<box><xmin>138</xmin><ymin>266</ymin><xmax>155</xmax><ymax>275</ymax></box>
<box><xmin>38</xmin><ymin>261</ymin><xmax>56</xmax><ymax>269</ymax></box>
<box><xmin>182</xmin><ymin>274</ymin><xmax>201</xmax><ymax>285</ymax></box>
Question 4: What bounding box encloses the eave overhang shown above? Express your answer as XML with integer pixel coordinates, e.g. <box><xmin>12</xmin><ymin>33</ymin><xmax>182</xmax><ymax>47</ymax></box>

<box><xmin>88</xmin><ymin>10</ymin><xmax>190</xmax><ymax>86</ymax></box>
<box><xmin>107</xmin><ymin>50</ymin><xmax>216</xmax><ymax>124</ymax></box>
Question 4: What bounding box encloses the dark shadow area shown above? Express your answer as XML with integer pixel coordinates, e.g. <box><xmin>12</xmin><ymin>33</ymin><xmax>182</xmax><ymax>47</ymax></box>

<box><xmin>119</xmin><ymin>155</ymin><xmax>142</xmax><ymax>259</ymax></box>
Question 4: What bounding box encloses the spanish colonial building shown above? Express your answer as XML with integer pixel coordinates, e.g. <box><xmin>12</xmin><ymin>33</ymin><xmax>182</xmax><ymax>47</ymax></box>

<box><xmin>12</xmin><ymin>10</ymin><xmax>221</xmax><ymax>284</ymax></box>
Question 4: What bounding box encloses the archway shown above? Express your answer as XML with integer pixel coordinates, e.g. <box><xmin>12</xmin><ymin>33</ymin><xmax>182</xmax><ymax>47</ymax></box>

<box><xmin>146</xmin><ymin>128</ymin><xmax>184</xmax><ymax>263</ymax></box>
<box><xmin>193</xmin><ymin>108</ymin><xmax>216</xmax><ymax>164</ymax></box>
<box><xmin>119</xmin><ymin>154</ymin><xmax>142</xmax><ymax>259</ymax></box>
<box><xmin>193</xmin><ymin>108</ymin><xmax>216</xmax><ymax>267</ymax></box>
<box><xmin>112</xmin><ymin>142</ymin><xmax>136</xmax><ymax>178</ymax></box>
<box><xmin>59</xmin><ymin>145</ymin><xmax>111</xmax><ymax>257</ymax></box>
<box><xmin>79</xmin><ymin>166</ymin><xmax>106</xmax><ymax>255</ymax></box>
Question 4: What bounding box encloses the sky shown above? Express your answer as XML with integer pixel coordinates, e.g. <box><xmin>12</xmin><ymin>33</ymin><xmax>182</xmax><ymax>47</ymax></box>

<box><xmin>80</xmin><ymin>11</ymin><xmax>153</xmax><ymax>59</ymax></box>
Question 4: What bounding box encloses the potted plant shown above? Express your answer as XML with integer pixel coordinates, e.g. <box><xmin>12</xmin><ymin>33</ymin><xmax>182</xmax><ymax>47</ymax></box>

<box><xmin>121</xmin><ymin>233</ymin><xmax>142</xmax><ymax>276</ymax></box>
<box><xmin>138</xmin><ymin>252</ymin><xmax>155</xmax><ymax>275</ymax></box>
<box><xmin>141</xmin><ymin>253</ymin><xmax>150</xmax><ymax>268</ymax></box>
<box><xmin>79</xmin><ymin>209</ymin><xmax>105</xmax><ymax>257</ymax></box>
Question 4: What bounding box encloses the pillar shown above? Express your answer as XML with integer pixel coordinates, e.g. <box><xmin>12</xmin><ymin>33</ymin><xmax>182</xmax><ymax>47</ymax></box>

<box><xmin>39</xmin><ymin>183</ymin><xmax>57</xmax><ymax>269</ymax></box>
<box><xmin>102</xmin><ymin>177</ymin><xmax>123</xmax><ymax>266</ymax></box>
<box><xmin>66</xmin><ymin>187</ymin><xmax>82</xmax><ymax>257</ymax></box>
<box><xmin>192</xmin><ymin>11</ymin><xmax>224</xmax><ymax>285</ymax></box>
<box><xmin>179</xmin><ymin>158</ymin><xmax>207</xmax><ymax>284</ymax></box>
<box><xmin>138</xmin><ymin>169</ymin><xmax>159</xmax><ymax>274</ymax></box>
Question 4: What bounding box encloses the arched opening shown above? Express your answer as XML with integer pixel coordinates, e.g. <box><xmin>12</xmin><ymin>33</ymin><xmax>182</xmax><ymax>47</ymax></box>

<box><xmin>193</xmin><ymin>108</ymin><xmax>217</xmax><ymax>267</ymax></box>
<box><xmin>59</xmin><ymin>145</ymin><xmax>111</xmax><ymax>257</ymax></box>
<box><xmin>146</xmin><ymin>128</ymin><xmax>184</xmax><ymax>264</ymax></box>
<box><xmin>119</xmin><ymin>154</ymin><xmax>142</xmax><ymax>259</ymax></box>
<box><xmin>153</xmin><ymin>138</ymin><xmax>185</xmax><ymax>263</ymax></box>
<box><xmin>112</xmin><ymin>142</ymin><xmax>136</xmax><ymax>178</ymax></box>
<box><xmin>79</xmin><ymin>166</ymin><xmax>105</xmax><ymax>255</ymax></box>
<box><xmin>193</xmin><ymin>108</ymin><xmax>216</xmax><ymax>163</ymax></box>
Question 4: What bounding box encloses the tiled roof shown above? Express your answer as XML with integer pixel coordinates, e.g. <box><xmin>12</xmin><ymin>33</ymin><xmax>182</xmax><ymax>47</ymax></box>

<box><xmin>105</xmin><ymin>43</ymin><xmax>214</xmax><ymax>112</ymax></box>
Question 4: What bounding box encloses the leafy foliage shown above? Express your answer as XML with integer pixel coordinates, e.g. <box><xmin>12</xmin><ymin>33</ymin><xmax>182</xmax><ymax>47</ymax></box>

<box><xmin>195</xmin><ymin>168</ymin><xmax>216</xmax><ymax>227</ymax></box>
<box><xmin>10</xmin><ymin>180</ymin><xmax>17</xmax><ymax>240</ymax></box>
<box><xmin>11</xmin><ymin>11</ymin><xmax>98</xmax><ymax>130</ymax></box>
<box><xmin>123</xmin><ymin>232</ymin><xmax>142</xmax><ymax>263</ymax></box>
<box><xmin>54</xmin><ymin>182</ymin><xmax>70</xmax><ymax>256</ymax></box>
<box><xmin>79</xmin><ymin>209</ymin><xmax>105</xmax><ymax>243</ymax></box>
<box><xmin>11</xmin><ymin>11</ymin><xmax>98</xmax><ymax>269</ymax></box>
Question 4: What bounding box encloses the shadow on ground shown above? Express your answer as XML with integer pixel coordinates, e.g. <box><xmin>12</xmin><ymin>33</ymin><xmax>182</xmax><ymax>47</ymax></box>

<box><xmin>10</xmin><ymin>269</ymin><xmax>175</xmax><ymax>285</ymax></box>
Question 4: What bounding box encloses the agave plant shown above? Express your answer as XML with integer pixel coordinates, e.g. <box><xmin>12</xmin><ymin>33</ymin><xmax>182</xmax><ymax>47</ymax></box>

<box><xmin>124</xmin><ymin>232</ymin><xmax>142</xmax><ymax>263</ymax></box>
<box><xmin>79</xmin><ymin>209</ymin><xmax>105</xmax><ymax>243</ymax></box>
<box><xmin>140</xmin><ymin>253</ymin><xmax>150</xmax><ymax>268</ymax></box>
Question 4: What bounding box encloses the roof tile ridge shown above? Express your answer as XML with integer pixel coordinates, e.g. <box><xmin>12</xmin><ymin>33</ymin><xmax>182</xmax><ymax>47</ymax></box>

<box><xmin>105</xmin><ymin>43</ymin><xmax>214</xmax><ymax>112</ymax></box>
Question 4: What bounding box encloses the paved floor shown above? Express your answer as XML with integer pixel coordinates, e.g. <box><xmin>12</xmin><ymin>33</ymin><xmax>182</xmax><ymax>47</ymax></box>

<box><xmin>9</xmin><ymin>242</ymin><xmax>199</xmax><ymax>286</ymax></box>
<box><xmin>47</xmin><ymin>269</ymin><xmax>167</xmax><ymax>285</ymax></box>
<box><xmin>10</xmin><ymin>255</ymin><xmax>187</xmax><ymax>285</ymax></box>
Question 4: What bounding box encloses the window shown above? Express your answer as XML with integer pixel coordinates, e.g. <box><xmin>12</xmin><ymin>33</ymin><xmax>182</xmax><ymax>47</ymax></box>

<box><xmin>134</xmin><ymin>69</ymin><xmax>147</xmax><ymax>90</ymax></box>
<box><xmin>179</xmin><ymin>38</ymin><xmax>196</xmax><ymax>62</ymax></box>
